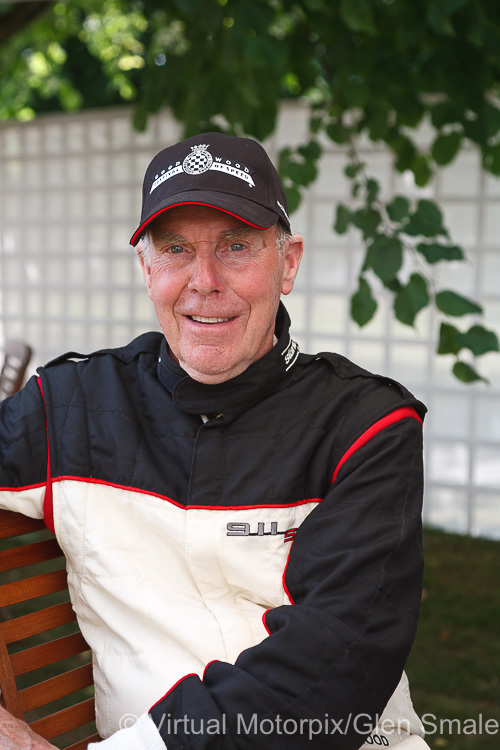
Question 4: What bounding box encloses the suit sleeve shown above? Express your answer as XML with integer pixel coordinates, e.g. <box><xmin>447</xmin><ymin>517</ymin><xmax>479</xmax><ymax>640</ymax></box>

<box><xmin>0</xmin><ymin>375</ymin><xmax>48</xmax><ymax>518</ymax></box>
<box><xmin>147</xmin><ymin>412</ymin><xmax>424</xmax><ymax>750</ymax></box>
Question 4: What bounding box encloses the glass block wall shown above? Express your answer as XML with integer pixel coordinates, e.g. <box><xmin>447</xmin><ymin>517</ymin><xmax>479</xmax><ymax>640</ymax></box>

<box><xmin>0</xmin><ymin>103</ymin><xmax>499</xmax><ymax>538</ymax></box>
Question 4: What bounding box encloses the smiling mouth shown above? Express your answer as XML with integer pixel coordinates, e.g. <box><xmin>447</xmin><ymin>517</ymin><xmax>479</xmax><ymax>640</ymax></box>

<box><xmin>189</xmin><ymin>315</ymin><xmax>235</xmax><ymax>324</ymax></box>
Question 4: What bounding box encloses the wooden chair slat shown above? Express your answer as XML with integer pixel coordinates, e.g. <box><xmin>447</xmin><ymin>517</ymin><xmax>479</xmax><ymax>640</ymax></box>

<box><xmin>0</xmin><ymin>620</ymin><xmax>24</xmax><ymax>719</ymax></box>
<box><xmin>1</xmin><ymin>601</ymin><xmax>76</xmax><ymax>644</ymax></box>
<box><xmin>0</xmin><ymin>340</ymin><xmax>32</xmax><ymax>400</ymax></box>
<box><xmin>0</xmin><ymin>568</ymin><xmax>69</xmax><ymax>607</ymax></box>
<box><xmin>19</xmin><ymin>663</ymin><xmax>94</xmax><ymax>713</ymax></box>
<box><xmin>0</xmin><ymin>509</ymin><xmax>97</xmax><ymax>747</ymax></box>
<box><xmin>65</xmin><ymin>734</ymin><xmax>101</xmax><ymax>750</ymax></box>
<box><xmin>29</xmin><ymin>697</ymin><xmax>96</xmax><ymax>740</ymax></box>
<box><xmin>0</xmin><ymin>538</ymin><xmax>63</xmax><ymax>572</ymax></box>
<box><xmin>0</xmin><ymin>511</ymin><xmax>46</xmax><ymax>539</ymax></box>
<box><xmin>10</xmin><ymin>631</ymin><xmax>90</xmax><ymax>676</ymax></box>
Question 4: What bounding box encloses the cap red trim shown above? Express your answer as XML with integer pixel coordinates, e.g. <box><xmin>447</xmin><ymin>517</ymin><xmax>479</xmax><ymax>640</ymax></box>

<box><xmin>130</xmin><ymin>202</ymin><xmax>268</xmax><ymax>246</ymax></box>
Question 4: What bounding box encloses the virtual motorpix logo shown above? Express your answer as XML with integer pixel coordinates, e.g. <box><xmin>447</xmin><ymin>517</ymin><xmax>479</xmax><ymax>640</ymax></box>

<box><xmin>150</xmin><ymin>712</ymin><xmax>387</xmax><ymax>741</ymax></box>
<box><xmin>121</xmin><ymin>711</ymin><xmax>500</xmax><ymax>741</ymax></box>
<box><xmin>422</xmin><ymin>713</ymin><xmax>500</xmax><ymax>736</ymax></box>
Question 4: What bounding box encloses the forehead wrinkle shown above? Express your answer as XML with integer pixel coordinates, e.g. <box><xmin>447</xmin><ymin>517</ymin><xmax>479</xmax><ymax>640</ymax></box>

<box><xmin>152</xmin><ymin>229</ymin><xmax>186</xmax><ymax>245</ymax></box>
<box><xmin>153</xmin><ymin>225</ymin><xmax>264</xmax><ymax>248</ymax></box>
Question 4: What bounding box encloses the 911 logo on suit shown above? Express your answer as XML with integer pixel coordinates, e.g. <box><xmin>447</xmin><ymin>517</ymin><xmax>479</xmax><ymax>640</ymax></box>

<box><xmin>226</xmin><ymin>522</ymin><xmax>296</xmax><ymax>542</ymax></box>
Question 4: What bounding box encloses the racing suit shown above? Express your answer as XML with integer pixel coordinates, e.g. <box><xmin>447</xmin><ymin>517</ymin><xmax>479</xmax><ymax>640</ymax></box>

<box><xmin>0</xmin><ymin>303</ymin><xmax>427</xmax><ymax>750</ymax></box>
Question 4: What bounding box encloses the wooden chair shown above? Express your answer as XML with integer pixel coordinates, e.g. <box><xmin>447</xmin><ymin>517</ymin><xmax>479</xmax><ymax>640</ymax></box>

<box><xmin>0</xmin><ymin>340</ymin><xmax>32</xmax><ymax>400</ymax></box>
<box><xmin>0</xmin><ymin>509</ymin><xmax>99</xmax><ymax>748</ymax></box>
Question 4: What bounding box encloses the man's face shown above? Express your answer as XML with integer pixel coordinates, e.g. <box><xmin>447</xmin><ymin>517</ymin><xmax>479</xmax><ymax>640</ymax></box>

<box><xmin>139</xmin><ymin>205</ymin><xmax>303</xmax><ymax>384</ymax></box>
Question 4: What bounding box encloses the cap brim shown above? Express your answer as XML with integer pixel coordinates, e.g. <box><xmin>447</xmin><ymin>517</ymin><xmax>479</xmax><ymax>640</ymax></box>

<box><xmin>130</xmin><ymin>190</ymin><xmax>279</xmax><ymax>246</ymax></box>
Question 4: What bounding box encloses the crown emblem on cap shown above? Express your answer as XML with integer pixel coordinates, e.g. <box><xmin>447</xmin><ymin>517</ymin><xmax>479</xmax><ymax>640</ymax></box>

<box><xmin>183</xmin><ymin>144</ymin><xmax>213</xmax><ymax>175</ymax></box>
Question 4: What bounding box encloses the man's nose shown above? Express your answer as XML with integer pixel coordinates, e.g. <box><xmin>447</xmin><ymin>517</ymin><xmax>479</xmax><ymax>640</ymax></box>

<box><xmin>187</xmin><ymin>252</ymin><xmax>225</xmax><ymax>295</ymax></box>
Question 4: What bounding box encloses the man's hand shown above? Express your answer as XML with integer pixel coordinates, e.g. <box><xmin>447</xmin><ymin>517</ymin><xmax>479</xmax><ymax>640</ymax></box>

<box><xmin>0</xmin><ymin>706</ymin><xmax>57</xmax><ymax>750</ymax></box>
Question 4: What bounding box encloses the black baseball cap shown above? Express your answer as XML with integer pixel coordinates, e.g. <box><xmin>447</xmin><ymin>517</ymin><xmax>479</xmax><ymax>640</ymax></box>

<box><xmin>130</xmin><ymin>132</ymin><xmax>291</xmax><ymax>246</ymax></box>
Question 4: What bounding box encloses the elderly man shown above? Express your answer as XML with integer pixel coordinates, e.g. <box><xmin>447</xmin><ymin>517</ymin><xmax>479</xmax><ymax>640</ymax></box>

<box><xmin>0</xmin><ymin>133</ymin><xmax>428</xmax><ymax>750</ymax></box>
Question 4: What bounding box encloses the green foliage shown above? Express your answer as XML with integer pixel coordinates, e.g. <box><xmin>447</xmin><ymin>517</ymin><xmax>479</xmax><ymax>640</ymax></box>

<box><xmin>431</xmin><ymin>130</ymin><xmax>463</xmax><ymax>166</ymax></box>
<box><xmin>364</xmin><ymin>234</ymin><xmax>403</xmax><ymax>284</ymax></box>
<box><xmin>386</xmin><ymin>196</ymin><xmax>411</xmax><ymax>223</ymax></box>
<box><xmin>436</xmin><ymin>291</ymin><xmax>483</xmax><ymax>317</ymax></box>
<box><xmin>416</xmin><ymin>242</ymin><xmax>464</xmax><ymax>263</ymax></box>
<box><xmin>452</xmin><ymin>360</ymin><xmax>487</xmax><ymax>383</ymax></box>
<box><xmin>351</xmin><ymin>276</ymin><xmax>378</xmax><ymax>327</ymax></box>
<box><xmin>1</xmin><ymin>0</ymin><xmax>499</xmax><ymax>382</ymax></box>
<box><xmin>334</xmin><ymin>204</ymin><xmax>352</xmax><ymax>235</ymax></box>
<box><xmin>394</xmin><ymin>274</ymin><xmax>431</xmax><ymax>327</ymax></box>
<box><xmin>438</xmin><ymin>322</ymin><xmax>499</xmax><ymax>356</ymax></box>
<box><xmin>437</xmin><ymin>321</ymin><xmax>499</xmax><ymax>382</ymax></box>
<box><xmin>403</xmin><ymin>199</ymin><xmax>448</xmax><ymax>238</ymax></box>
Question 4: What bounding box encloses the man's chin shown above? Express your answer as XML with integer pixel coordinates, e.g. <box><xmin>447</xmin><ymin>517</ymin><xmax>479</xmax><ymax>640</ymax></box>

<box><xmin>177</xmin><ymin>350</ymin><xmax>250</xmax><ymax>385</ymax></box>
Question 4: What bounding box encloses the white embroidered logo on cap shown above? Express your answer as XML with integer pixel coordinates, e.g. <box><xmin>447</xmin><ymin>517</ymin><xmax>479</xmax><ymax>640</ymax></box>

<box><xmin>182</xmin><ymin>144</ymin><xmax>213</xmax><ymax>174</ymax></box>
<box><xmin>150</xmin><ymin>144</ymin><xmax>256</xmax><ymax>194</ymax></box>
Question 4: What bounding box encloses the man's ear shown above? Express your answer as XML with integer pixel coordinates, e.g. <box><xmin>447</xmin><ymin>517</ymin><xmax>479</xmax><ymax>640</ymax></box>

<box><xmin>281</xmin><ymin>234</ymin><xmax>303</xmax><ymax>296</ymax></box>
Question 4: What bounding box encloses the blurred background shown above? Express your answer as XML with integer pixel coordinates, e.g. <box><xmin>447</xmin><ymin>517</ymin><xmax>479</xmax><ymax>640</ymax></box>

<box><xmin>1</xmin><ymin>101</ymin><xmax>499</xmax><ymax>540</ymax></box>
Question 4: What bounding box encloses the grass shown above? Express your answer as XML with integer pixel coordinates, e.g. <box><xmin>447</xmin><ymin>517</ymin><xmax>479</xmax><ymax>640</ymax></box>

<box><xmin>405</xmin><ymin>527</ymin><xmax>500</xmax><ymax>750</ymax></box>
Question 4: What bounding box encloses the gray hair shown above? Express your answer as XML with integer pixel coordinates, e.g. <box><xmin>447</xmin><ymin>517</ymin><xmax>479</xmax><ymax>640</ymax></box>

<box><xmin>137</xmin><ymin>222</ymin><xmax>292</xmax><ymax>262</ymax></box>
<box><xmin>136</xmin><ymin>232</ymin><xmax>151</xmax><ymax>262</ymax></box>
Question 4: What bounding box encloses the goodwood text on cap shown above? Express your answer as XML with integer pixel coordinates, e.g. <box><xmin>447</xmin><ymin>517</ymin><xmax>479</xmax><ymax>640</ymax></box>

<box><xmin>130</xmin><ymin>132</ymin><xmax>291</xmax><ymax>246</ymax></box>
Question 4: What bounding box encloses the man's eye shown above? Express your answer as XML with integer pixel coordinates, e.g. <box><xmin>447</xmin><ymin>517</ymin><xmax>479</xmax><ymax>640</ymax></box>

<box><xmin>169</xmin><ymin>245</ymin><xmax>184</xmax><ymax>254</ymax></box>
<box><xmin>229</xmin><ymin>243</ymin><xmax>245</xmax><ymax>252</ymax></box>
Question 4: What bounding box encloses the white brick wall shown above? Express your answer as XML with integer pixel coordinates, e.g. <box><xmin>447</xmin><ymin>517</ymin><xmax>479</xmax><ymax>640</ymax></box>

<box><xmin>1</xmin><ymin>103</ymin><xmax>499</xmax><ymax>537</ymax></box>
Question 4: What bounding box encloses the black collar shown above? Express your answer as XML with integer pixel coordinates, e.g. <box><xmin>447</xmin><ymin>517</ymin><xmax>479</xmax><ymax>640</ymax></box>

<box><xmin>157</xmin><ymin>302</ymin><xmax>299</xmax><ymax>421</ymax></box>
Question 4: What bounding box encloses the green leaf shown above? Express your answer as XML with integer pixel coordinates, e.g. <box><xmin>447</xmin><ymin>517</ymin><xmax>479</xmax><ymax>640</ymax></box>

<box><xmin>394</xmin><ymin>273</ymin><xmax>430</xmax><ymax>326</ymax></box>
<box><xmin>351</xmin><ymin>276</ymin><xmax>378</xmax><ymax>327</ymax></box>
<box><xmin>339</xmin><ymin>0</ymin><xmax>376</xmax><ymax>35</ymax></box>
<box><xmin>461</xmin><ymin>325</ymin><xmax>500</xmax><ymax>356</ymax></box>
<box><xmin>452</xmin><ymin>361</ymin><xmax>487</xmax><ymax>384</ymax></box>
<box><xmin>431</xmin><ymin>131</ymin><xmax>463</xmax><ymax>166</ymax></box>
<box><xmin>352</xmin><ymin>207</ymin><xmax>382</xmax><ymax>240</ymax></box>
<box><xmin>287</xmin><ymin>159</ymin><xmax>315</xmax><ymax>186</ymax></box>
<box><xmin>404</xmin><ymin>199</ymin><xmax>447</xmax><ymax>237</ymax></box>
<box><xmin>438</xmin><ymin>322</ymin><xmax>461</xmax><ymax>355</ymax></box>
<box><xmin>436</xmin><ymin>290</ymin><xmax>483</xmax><ymax>316</ymax></box>
<box><xmin>365</xmin><ymin>234</ymin><xmax>403</xmax><ymax>284</ymax></box>
<box><xmin>416</xmin><ymin>242</ymin><xmax>464</xmax><ymax>263</ymax></box>
<box><xmin>389</xmin><ymin>133</ymin><xmax>417</xmax><ymax>173</ymax></box>
<box><xmin>334</xmin><ymin>204</ymin><xmax>352</xmax><ymax>234</ymax></box>
<box><xmin>297</xmin><ymin>139</ymin><xmax>322</xmax><ymax>161</ymax></box>
<box><xmin>310</xmin><ymin>116</ymin><xmax>323</xmax><ymax>134</ymax></box>
<box><xmin>386</xmin><ymin>196</ymin><xmax>411</xmax><ymax>223</ymax></box>
<box><xmin>326</xmin><ymin>121</ymin><xmax>350</xmax><ymax>144</ymax></box>
<box><xmin>283</xmin><ymin>185</ymin><xmax>301</xmax><ymax>214</ymax></box>
<box><xmin>412</xmin><ymin>154</ymin><xmax>433</xmax><ymax>187</ymax></box>
<box><xmin>484</xmin><ymin>103</ymin><xmax>500</xmax><ymax>138</ymax></box>
<box><xmin>438</xmin><ymin>322</ymin><xmax>499</xmax><ymax>358</ymax></box>
<box><xmin>344</xmin><ymin>163</ymin><xmax>362</xmax><ymax>179</ymax></box>
<box><xmin>430</xmin><ymin>101</ymin><xmax>463</xmax><ymax>129</ymax></box>
<box><xmin>365</xmin><ymin>178</ymin><xmax>380</xmax><ymax>205</ymax></box>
